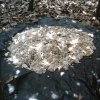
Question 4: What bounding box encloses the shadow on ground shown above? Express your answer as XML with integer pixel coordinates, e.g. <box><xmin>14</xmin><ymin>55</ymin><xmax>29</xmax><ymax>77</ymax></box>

<box><xmin>0</xmin><ymin>17</ymin><xmax>100</xmax><ymax>100</ymax></box>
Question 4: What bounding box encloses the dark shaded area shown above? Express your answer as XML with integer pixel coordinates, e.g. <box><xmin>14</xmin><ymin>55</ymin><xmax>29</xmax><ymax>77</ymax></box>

<box><xmin>28</xmin><ymin>0</ymin><xmax>34</xmax><ymax>11</ymax></box>
<box><xmin>0</xmin><ymin>18</ymin><xmax>100</xmax><ymax>100</ymax></box>
<box><xmin>96</xmin><ymin>0</ymin><xmax>100</xmax><ymax>20</ymax></box>
<box><xmin>0</xmin><ymin>0</ymin><xmax>3</xmax><ymax>4</ymax></box>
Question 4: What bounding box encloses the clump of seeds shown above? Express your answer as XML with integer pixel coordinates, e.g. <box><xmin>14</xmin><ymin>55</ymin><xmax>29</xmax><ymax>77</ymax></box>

<box><xmin>6</xmin><ymin>25</ymin><xmax>95</xmax><ymax>73</ymax></box>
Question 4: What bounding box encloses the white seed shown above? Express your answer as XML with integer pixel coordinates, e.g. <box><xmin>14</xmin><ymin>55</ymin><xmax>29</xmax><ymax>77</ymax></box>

<box><xmin>73</xmin><ymin>93</ymin><xmax>78</xmax><ymax>98</ymax></box>
<box><xmin>88</xmin><ymin>33</ymin><xmax>94</xmax><ymax>37</ymax></box>
<box><xmin>42</xmin><ymin>59</ymin><xmax>50</xmax><ymax>66</ymax></box>
<box><xmin>76</xmin><ymin>82</ymin><xmax>81</xmax><ymax>86</ymax></box>
<box><xmin>72</xmin><ymin>20</ymin><xmax>76</xmax><ymax>23</ymax></box>
<box><xmin>68</xmin><ymin>46</ymin><xmax>74</xmax><ymax>51</ymax></box>
<box><xmin>65</xmin><ymin>90</ymin><xmax>69</xmax><ymax>95</ymax></box>
<box><xmin>16</xmin><ymin>70</ymin><xmax>20</xmax><ymax>75</ymax></box>
<box><xmin>8</xmin><ymin>84</ymin><xmax>15</xmax><ymax>94</ymax></box>
<box><xmin>70</xmin><ymin>39</ymin><xmax>79</xmax><ymax>45</ymax></box>
<box><xmin>35</xmin><ymin>43</ymin><xmax>43</xmax><ymax>51</ymax></box>
<box><xmin>60</xmin><ymin>72</ymin><xmax>65</xmax><ymax>76</ymax></box>
<box><xmin>92</xmin><ymin>17</ymin><xmax>96</xmax><ymax>20</ymax></box>
<box><xmin>69</xmin><ymin>55</ymin><xmax>76</xmax><ymax>60</ymax></box>
<box><xmin>51</xmin><ymin>91</ymin><xmax>59</xmax><ymax>99</ymax></box>
<box><xmin>82</xmin><ymin>11</ymin><xmax>87</xmax><ymax>15</ymax></box>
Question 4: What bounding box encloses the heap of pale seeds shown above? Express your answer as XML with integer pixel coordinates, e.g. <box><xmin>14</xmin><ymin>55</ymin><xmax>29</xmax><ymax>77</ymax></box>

<box><xmin>5</xmin><ymin>22</ymin><xmax>95</xmax><ymax>73</ymax></box>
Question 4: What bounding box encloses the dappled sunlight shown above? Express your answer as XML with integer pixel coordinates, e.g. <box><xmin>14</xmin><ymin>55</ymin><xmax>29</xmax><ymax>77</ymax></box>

<box><xmin>6</xmin><ymin>23</ymin><xmax>95</xmax><ymax>73</ymax></box>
